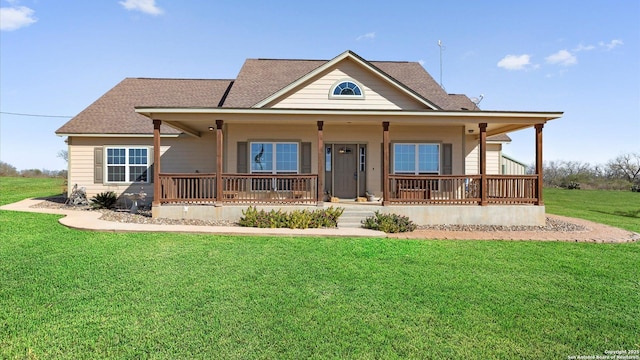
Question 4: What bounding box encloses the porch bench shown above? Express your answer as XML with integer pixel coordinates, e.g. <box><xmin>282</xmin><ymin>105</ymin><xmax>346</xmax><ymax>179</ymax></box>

<box><xmin>397</xmin><ymin>187</ymin><xmax>430</xmax><ymax>200</ymax></box>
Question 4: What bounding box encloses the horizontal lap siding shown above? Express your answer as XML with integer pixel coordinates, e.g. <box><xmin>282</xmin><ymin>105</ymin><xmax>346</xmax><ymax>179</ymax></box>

<box><xmin>487</xmin><ymin>144</ymin><xmax>501</xmax><ymax>175</ymax></box>
<box><xmin>465</xmin><ymin>142</ymin><xmax>502</xmax><ymax>175</ymax></box>
<box><xmin>68</xmin><ymin>135</ymin><xmax>216</xmax><ymax>198</ymax></box>
<box><xmin>269</xmin><ymin>59</ymin><xmax>427</xmax><ymax>110</ymax></box>
<box><xmin>465</xmin><ymin>140</ymin><xmax>479</xmax><ymax>175</ymax></box>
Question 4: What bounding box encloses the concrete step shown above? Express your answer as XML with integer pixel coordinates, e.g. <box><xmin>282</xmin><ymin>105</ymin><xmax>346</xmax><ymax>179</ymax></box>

<box><xmin>337</xmin><ymin>209</ymin><xmax>377</xmax><ymax>229</ymax></box>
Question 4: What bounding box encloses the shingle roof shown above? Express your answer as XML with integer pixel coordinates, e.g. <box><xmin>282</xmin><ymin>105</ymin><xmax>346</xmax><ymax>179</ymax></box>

<box><xmin>56</xmin><ymin>78</ymin><xmax>233</xmax><ymax>135</ymax></box>
<box><xmin>57</xmin><ymin>52</ymin><xmax>481</xmax><ymax>135</ymax></box>
<box><xmin>223</xmin><ymin>56</ymin><xmax>476</xmax><ymax>110</ymax></box>
<box><xmin>222</xmin><ymin>59</ymin><xmax>324</xmax><ymax>108</ymax></box>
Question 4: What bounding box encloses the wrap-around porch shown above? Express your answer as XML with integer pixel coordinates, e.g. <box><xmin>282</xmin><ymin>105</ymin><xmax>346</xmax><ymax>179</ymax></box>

<box><xmin>150</xmin><ymin>119</ymin><xmax>545</xmax><ymax>208</ymax></box>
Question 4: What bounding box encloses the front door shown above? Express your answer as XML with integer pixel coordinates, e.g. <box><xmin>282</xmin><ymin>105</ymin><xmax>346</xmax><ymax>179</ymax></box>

<box><xmin>333</xmin><ymin>144</ymin><xmax>358</xmax><ymax>198</ymax></box>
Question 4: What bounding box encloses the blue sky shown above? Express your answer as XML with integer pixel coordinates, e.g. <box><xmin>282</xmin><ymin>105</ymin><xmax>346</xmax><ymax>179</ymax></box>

<box><xmin>1</xmin><ymin>0</ymin><xmax>638</xmax><ymax>170</ymax></box>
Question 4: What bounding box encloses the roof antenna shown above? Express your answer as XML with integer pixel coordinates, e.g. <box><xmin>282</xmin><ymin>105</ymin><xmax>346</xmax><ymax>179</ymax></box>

<box><xmin>438</xmin><ymin>40</ymin><xmax>445</xmax><ymax>90</ymax></box>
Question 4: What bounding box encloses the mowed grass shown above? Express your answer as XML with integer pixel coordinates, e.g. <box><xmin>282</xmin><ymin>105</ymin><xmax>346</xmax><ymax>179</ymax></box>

<box><xmin>545</xmin><ymin>187</ymin><xmax>640</xmax><ymax>233</ymax></box>
<box><xmin>0</xmin><ymin>176</ymin><xmax>65</xmax><ymax>206</ymax></box>
<box><xmin>1</xmin><ymin>178</ymin><xmax>639</xmax><ymax>359</ymax></box>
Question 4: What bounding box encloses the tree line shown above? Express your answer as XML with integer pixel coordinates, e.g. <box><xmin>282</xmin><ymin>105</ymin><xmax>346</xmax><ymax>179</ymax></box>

<box><xmin>0</xmin><ymin>161</ymin><xmax>67</xmax><ymax>178</ymax></box>
<box><xmin>531</xmin><ymin>152</ymin><xmax>640</xmax><ymax>190</ymax></box>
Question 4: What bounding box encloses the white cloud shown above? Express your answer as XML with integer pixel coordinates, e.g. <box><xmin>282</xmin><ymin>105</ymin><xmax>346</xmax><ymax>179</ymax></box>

<box><xmin>356</xmin><ymin>32</ymin><xmax>375</xmax><ymax>41</ymax></box>
<box><xmin>545</xmin><ymin>49</ymin><xmax>577</xmax><ymax>66</ymax></box>
<box><xmin>573</xmin><ymin>43</ymin><xmax>596</xmax><ymax>52</ymax></box>
<box><xmin>119</xmin><ymin>0</ymin><xmax>163</xmax><ymax>15</ymax></box>
<box><xmin>497</xmin><ymin>54</ymin><xmax>532</xmax><ymax>71</ymax></box>
<box><xmin>0</xmin><ymin>6</ymin><xmax>37</xmax><ymax>31</ymax></box>
<box><xmin>418</xmin><ymin>59</ymin><xmax>425</xmax><ymax>66</ymax></box>
<box><xmin>600</xmin><ymin>39</ymin><xmax>623</xmax><ymax>50</ymax></box>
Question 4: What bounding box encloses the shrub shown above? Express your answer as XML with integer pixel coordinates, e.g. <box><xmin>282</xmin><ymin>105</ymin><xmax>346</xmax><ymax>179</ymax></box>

<box><xmin>0</xmin><ymin>161</ymin><xmax>18</xmax><ymax>176</ymax></box>
<box><xmin>565</xmin><ymin>181</ymin><xmax>581</xmax><ymax>190</ymax></box>
<box><xmin>239</xmin><ymin>206</ymin><xmax>343</xmax><ymax>229</ymax></box>
<box><xmin>90</xmin><ymin>191</ymin><xmax>117</xmax><ymax>209</ymax></box>
<box><xmin>362</xmin><ymin>211</ymin><xmax>416</xmax><ymax>233</ymax></box>
<box><xmin>632</xmin><ymin>184</ymin><xmax>640</xmax><ymax>192</ymax></box>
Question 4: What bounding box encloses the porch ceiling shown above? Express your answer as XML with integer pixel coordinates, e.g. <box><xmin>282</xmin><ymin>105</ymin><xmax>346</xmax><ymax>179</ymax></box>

<box><xmin>136</xmin><ymin>107</ymin><xmax>562</xmax><ymax>137</ymax></box>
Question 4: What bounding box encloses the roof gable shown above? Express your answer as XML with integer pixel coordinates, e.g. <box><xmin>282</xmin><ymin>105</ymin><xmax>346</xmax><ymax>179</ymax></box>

<box><xmin>252</xmin><ymin>50</ymin><xmax>440</xmax><ymax>110</ymax></box>
<box><xmin>266</xmin><ymin>56</ymin><xmax>430</xmax><ymax>110</ymax></box>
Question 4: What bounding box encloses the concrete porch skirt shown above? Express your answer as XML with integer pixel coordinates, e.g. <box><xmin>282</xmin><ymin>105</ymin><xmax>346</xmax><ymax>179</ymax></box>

<box><xmin>153</xmin><ymin>203</ymin><xmax>546</xmax><ymax>227</ymax></box>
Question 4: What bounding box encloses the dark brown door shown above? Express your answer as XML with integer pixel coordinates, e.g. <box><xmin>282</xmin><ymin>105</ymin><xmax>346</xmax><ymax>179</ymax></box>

<box><xmin>333</xmin><ymin>144</ymin><xmax>357</xmax><ymax>198</ymax></box>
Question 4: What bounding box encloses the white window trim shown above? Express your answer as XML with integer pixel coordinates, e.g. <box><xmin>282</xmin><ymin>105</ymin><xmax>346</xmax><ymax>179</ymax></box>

<box><xmin>393</xmin><ymin>143</ymin><xmax>440</xmax><ymax>175</ymax></box>
<box><xmin>329</xmin><ymin>79</ymin><xmax>365</xmax><ymax>99</ymax></box>
<box><xmin>105</xmin><ymin>146</ymin><xmax>150</xmax><ymax>183</ymax></box>
<box><xmin>249</xmin><ymin>141</ymin><xmax>299</xmax><ymax>174</ymax></box>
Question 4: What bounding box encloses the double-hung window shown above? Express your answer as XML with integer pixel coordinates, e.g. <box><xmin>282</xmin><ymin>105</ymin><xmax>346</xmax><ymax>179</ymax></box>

<box><xmin>393</xmin><ymin>143</ymin><xmax>440</xmax><ymax>174</ymax></box>
<box><xmin>106</xmin><ymin>147</ymin><xmax>149</xmax><ymax>182</ymax></box>
<box><xmin>250</xmin><ymin>142</ymin><xmax>299</xmax><ymax>174</ymax></box>
<box><xmin>250</xmin><ymin>142</ymin><xmax>299</xmax><ymax>191</ymax></box>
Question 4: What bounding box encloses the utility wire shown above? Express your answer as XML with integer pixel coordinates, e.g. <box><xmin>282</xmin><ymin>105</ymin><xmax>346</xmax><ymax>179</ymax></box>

<box><xmin>0</xmin><ymin>111</ymin><xmax>73</xmax><ymax>118</ymax></box>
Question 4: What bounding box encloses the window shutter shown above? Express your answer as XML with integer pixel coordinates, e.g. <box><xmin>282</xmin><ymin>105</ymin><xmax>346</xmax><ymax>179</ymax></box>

<box><xmin>442</xmin><ymin>143</ymin><xmax>452</xmax><ymax>175</ymax></box>
<box><xmin>237</xmin><ymin>142</ymin><xmax>248</xmax><ymax>173</ymax></box>
<box><xmin>94</xmin><ymin>147</ymin><xmax>103</xmax><ymax>184</ymax></box>
<box><xmin>301</xmin><ymin>142</ymin><xmax>311</xmax><ymax>173</ymax></box>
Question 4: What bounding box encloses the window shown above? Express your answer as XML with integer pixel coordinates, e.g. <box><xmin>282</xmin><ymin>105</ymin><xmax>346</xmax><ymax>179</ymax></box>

<box><xmin>250</xmin><ymin>142</ymin><xmax>299</xmax><ymax>174</ymax></box>
<box><xmin>331</xmin><ymin>80</ymin><xmax>363</xmax><ymax>97</ymax></box>
<box><xmin>393</xmin><ymin>143</ymin><xmax>439</xmax><ymax>174</ymax></box>
<box><xmin>106</xmin><ymin>147</ymin><xmax>149</xmax><ymax>182</ymax></box>
<box><xmin>325</xmin><ymin>146</ymin><xmax>332</xmax><ymax>171</ymax></box>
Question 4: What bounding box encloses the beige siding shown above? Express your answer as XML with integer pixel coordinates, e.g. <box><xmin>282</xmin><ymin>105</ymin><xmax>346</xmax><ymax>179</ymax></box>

<box><xmin>70</xmin><ymin>124</ymin><xmax>467</xmax><ymax>200</ymax></box>
<box><xmin>68</xmin><ymin>133</ymin><xmax>216</xmax><ymax>199</ymax></box>
<box><xmin>487</xmin><ymin>144</ymin><xmax>501</xmax><ymax>175</ymax></box>
<box><xmin>465</xmin><ymin>136</ymin><xmax>479</xmax><ymax>174</ymax></box>
<box><xmin>464</xmin><ymin>139</ymin><xmax>502</xmax><ymax>175</ymax></box>
<box><xmin>268</xmin><ymin>58</ymin><xmax>427</xmax><ymax>110</ymax></box>
<box><xmin>225</xmin><ymin>123</ymin><xmax>463</xmax><ymax>197</ymax></box>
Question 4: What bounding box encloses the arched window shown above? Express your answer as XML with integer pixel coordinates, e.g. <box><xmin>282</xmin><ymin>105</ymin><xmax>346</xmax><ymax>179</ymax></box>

<box><xmin>331</xmin><ymin>80</ymin><xmax>363</xmax><ymax>97</ymax></box>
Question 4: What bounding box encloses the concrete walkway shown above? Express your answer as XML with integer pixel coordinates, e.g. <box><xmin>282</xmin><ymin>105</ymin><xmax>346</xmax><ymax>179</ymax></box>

<box><xmin>0</xmin><ymin>198</ymin><xmax>387</xmax><ymax>237</ymax></box>
<box><xmin>1</xmin><ymin>198</ymin><xmax>638</xmax><ymax>242</ymax></box>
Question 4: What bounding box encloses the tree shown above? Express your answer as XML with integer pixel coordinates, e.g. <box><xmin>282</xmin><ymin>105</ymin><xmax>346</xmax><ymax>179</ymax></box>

<box><xmin>57</xmin><ymin>150</ymin><xmax>68</xmax><ymax>163</ymax></box>
<box><xmin>607</xmin><ymin>153</ymin><xmax>640</xmax><ymax>184</ymax></box>
<box><xmin>0</xmin><ymin>161</ymin><xmax>18</xmax><ymax>176</ymax></box>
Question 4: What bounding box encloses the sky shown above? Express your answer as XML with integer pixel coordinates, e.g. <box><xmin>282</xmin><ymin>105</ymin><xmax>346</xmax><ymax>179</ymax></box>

<box><xmin>1</xmin><ymin>0</ymin><xmax>638</xmax><ymax>171</ymax></box>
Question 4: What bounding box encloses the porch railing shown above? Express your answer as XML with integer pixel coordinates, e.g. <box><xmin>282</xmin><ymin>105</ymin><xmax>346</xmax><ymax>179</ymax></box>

<box><xmin>221</xmin><ymin>174</ymin><xmax>318</xmax><ymax>204</ymax></box>
<box><xmin>158</xmin><ymin>173</ymin><xmax>318</xmax><ymax>205</ymax></box>
<box><xmin>387</xmin><ymin>174</ymin><xmax>538</xmax><ymax>205</ymax></box>
<box><xmin>159</xmin><ymin>173</ymin><xmax>216</xmax><ymax>204</ymax></box>
<box><xmin>158</xmin><ymin>173</ymin><xmax>537</xmax><ymax>206</ymax></box>
<box><xmin>486</xmin><ymin>175</ymin><xmax>538</xmax><ymax>204</ymax></box>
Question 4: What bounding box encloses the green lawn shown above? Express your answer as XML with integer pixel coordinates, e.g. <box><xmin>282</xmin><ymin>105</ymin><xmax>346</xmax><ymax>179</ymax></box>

<box><xmin>1</xmin><ymin>178</ymin><xmax>639</xmax><ymax>359</ymax></box>
<box><xmin>544</xmin><ymin>187</ymin><xmax>640</xmax><ymax>233</ymax></box>
<box><xmin>0</xmin><ymin>176</ymin><xmax>65</xmax><ymax>206</ymax></box>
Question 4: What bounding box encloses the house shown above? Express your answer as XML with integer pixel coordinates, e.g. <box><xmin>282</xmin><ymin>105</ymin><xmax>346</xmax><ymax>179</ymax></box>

<box><xmin>56</xmin><ymin>50</ymin><xmax>562</xmax><ymax>226</ymax></box>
